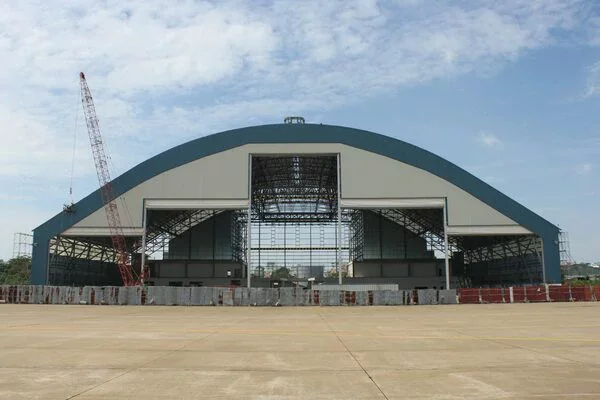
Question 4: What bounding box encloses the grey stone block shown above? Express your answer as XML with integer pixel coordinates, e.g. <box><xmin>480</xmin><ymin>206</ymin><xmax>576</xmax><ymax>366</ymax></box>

<box><xmin>355</xmin><ymin>291</ymin><xmax>370</xmax><ymax>306</ymax></box>
<box><xmin>176</xmin><ymin>287</ymin><xmax>191</xmax><ymax>305</ymax></box>
<box><xmin>319</xmin><ymin>290</ymin><xmax>341</xmax><ymax>306</ymax></box>
<box><xmin>118</xmin><ymin>287</ymin><xmax>129</xmax><ymax>305</ymax></box>
<box><xmin>418</xmin><ymin>289</ymin><xmax>438</xmax><ymax>305</ymax></box>
<box><xmin>279</xmin><ymin>288</ymin><xmax>294</xmax><ymax>306</ymax></box>
<box><xmin>373</xmin><ymin>290</ymin><xmax>403</xmax><ymax>305</ymax></box>
<box><xmin>146</xmin><ymin>286</ymin><xmax>164</xmax><ymax>305</ymax></box>
<box><xmin>234</xmin><ymin>288</ymin><xmax>249</xmax><ymax>306</ymax></box>
<box><xmin>222</xmin><ymin>289</ymin><xmax>234</xmax><ymax>306</ymax></box>
<box><xmin>438</xmin><ymin>289</ymin><xmax>458</xmax><ymax>304</ymax></box>
<box><xmin>190</xmin><ymin>287</ymin><xmax>210</xmax><ymax>305</ymax></box>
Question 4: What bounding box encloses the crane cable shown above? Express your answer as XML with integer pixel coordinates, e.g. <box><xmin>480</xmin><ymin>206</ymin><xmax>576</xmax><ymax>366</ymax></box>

<box><xmin>69</xmin><ymin>97</ymin><xmax>80</xmax><ymax>205</ymax></box>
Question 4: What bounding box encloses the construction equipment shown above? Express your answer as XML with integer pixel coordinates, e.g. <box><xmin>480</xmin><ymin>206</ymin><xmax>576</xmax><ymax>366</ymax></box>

<box><xmin>79</xmin><ymin>72</ymin><xmax>142</xmax><ymax>286</ymax></box>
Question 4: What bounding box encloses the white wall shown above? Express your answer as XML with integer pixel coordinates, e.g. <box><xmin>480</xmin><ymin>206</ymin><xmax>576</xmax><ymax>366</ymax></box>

<box><xmin>68</xmin><ymin>143</ymin><xmax>520</xmax><ymax>233</ymax></box>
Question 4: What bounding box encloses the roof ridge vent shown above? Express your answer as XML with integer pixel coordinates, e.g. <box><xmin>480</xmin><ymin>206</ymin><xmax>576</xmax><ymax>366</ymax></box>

<box><xmin>284</xmin><ymin>116</ymin><xmax>305</xmax><ymax>124</ymax></box>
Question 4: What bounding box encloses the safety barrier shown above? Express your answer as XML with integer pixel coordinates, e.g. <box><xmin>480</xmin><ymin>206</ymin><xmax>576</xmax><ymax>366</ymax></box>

<box><xmin>1</xmin><ymin>285</ymin><xmax>598</xmax><ymax>306</ymax></box>
<box><xmin>458</xmin><ymin>285</ymin><xmax>598</xmax><ymax>304</ymax></box>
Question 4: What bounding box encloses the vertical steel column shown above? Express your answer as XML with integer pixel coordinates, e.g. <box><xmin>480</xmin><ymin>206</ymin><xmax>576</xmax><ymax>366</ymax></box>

<box><xmin>284</xmin><ymin>223</ymin><xmax>287</xmax><ymax>270</ymax></box>
<box><xmin>212</xmin><ymin>211</ymin><xmax>216</xmax><ymax>278</ymax></box>
<box><xmin>247</xmin><ymin>155</ymin><xmax>253</xmax><ymax>288</ymax></box>
<box><xmin>443</xmin><ymin>201</ymin><xmax>450</xmax><ymax>290</ymax></box>
<box><xmin>309</xmin><ymin>223</ymin><xmax>312</xmax><ymax>270</ymax></box>
<box><xmin>540</xmin><ymin>237</ymin><xmax>546</xmax><ymax>283</ymax></box>
<box><xmin>140</xmin><ymin>205</ymin><xmax>147</xmax><ymax>286</ymax></box>
<box><xmin>337</xmin><ymin>153</ymin><xmax>343</xmax><ymax>286</ymax></box>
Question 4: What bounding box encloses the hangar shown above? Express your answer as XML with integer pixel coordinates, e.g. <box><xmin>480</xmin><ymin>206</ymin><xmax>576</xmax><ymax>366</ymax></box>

<box><xmin>31</xmin><ymin>120</ymin><xmax>560</xmax><ymax>289</ymax></box>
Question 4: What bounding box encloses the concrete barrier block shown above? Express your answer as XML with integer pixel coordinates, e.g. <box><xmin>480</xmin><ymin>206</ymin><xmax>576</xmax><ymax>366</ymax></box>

<box><xmin>222</xmin><ymin>289</ymin><xmax>234</xmax><ymax>306</ymax></box>
<box><xmin>146</xmin><ymin>286</ymin><xmax>164</xmax><ymax>305</ymax></box>
<box><xmin>249</xmin><ymin>288</ymin><xmax>265</xmax><ymax>306</ymax></box>
<box><xmin>42</xmin><ymin>286</ymin><xmax>53</xmax><ymax>304</ymax></box>
<box><xmin>163</xmin><ymin>287</ymin><xmax>177</xmax><ymax>305</ymax></box>
<box><xmin>438</xmin><ymin>289</ymin><xmax>457</xmax><ymax>304</ymax></box>
<box><xmin>355</xmin><ymin>291</ymin><xmax>370</xmax><ymax>306</ymax></box>
<box><xmin>16</xmin><ymin>286</ymin><xmax>30</xmax><ymax>304</ymax></box>
<box><xmin>265</xmin><ymin>288</ymin><xmax>279</xmax><ymax>305</ymax></box>
<box><xmin>279</xmin><ymin>288</ymin><xmax>294</xmax><ymax>306</ymax></box>
<box><xmin>80</xmin><ymin>287</ymin><xmax>90</xmax><ymax>304</ymax></box>
<box><xmin>109</xmin><ymin>287</ymin><xmax>123</xmax><ymax>305</ymax></box>
<box><xmin>201</xmin><ymin>287</ymin><xmax>214</xmax><ymax>305</ymax></box>
<box><xmin>373</xmin><ymin>290</ymin><xmax>403</xmax><ymax>305</ymax></box>
<box><xmin>319</xmin><ymin>290</ymin><xmax>340</xmax><ymax>306</ymax></box>
<box><xmin>177</xmin><ymin>287</ymin><xmax>191</xmax><ymax>305</ymax></box>
<box><xmin>190</xmin><ymin>287</ymin><xmax>204</xmax><ymax>305</ymax></box>
<box><xmin>210</xmin><ymin>288</ymin><xmax>221</xmax><ymax>305</ymax></box>
<box><xmin>29</xmin><ymin>286</ymin><xmax>44</xmax><ymax>304</ymax></box>
<box><xmin>64</xmin><ymin>287</ymin><xmax>81</xmax><ymax>304</ymax></box>
<box><xmin>126</xmin><ymin>287</ymin><xmax>142</xmax><ymax>305</ymax></box>
<box><xmin>233</xmin><ymin>288</ymin><xmax>249</xmax><ymax>306</ymax></box>
<box><xmin>117</xmin><ymin>287</ymin><xmax>129</xmax><ymax>305</ymax></box>
<box><xmin>50</xmin><ymin>286</ymin><xmax>63</xmax><ymax>304</ymax></box>
<box><xmin>418</xmin><ymin>289</ymin><xmax>438</xmax><ymax>305</ymax></box>
<box><xmin>295</xmin><ymin>288</ymin><xmax>309</xmax><ymax>305</ymax></box>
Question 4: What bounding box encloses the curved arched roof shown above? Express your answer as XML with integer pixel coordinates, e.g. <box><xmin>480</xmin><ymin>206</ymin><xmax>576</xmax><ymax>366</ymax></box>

<box><xmin>34</xmin><ymin>123</ymin><xmax>558</xmax><ymax>239</ymax></box>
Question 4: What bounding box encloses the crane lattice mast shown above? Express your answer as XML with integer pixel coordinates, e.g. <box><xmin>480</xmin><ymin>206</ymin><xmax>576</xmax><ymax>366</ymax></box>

<box><xmin>79</xmin><ymin>72</ymin><xmax>138</xmax><ymax>286</ymax></box>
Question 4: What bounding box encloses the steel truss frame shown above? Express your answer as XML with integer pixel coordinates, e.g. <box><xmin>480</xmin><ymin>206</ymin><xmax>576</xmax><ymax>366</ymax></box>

<box><xmin>142</xmin><ymin>209</ymin><xmax>247</xmax><ymax>264</ymax></box>
<box><xmin>348</xmin><ymin>208</ymin><xmax>543</xmax><ymax>285</ymax></box>
<box><xmin>48</xmin><ymin>236</ymin><xmax>126</xmax><ymax>285</ymax></box>
<box><xmin>50</xmin><ymin>236</ymin><xmax>120</xmax><ymax>263</ymax></box>
<box><xmin>462</xmin><ymin>235</ymin><xmax>543</xmax><ymax>284</ymax></box>
<box><xmin>251</xmin><ymin>155</ymin><xmax>338</xmax><ymax>221</ymax></box>
<box><xmin>142</xmin><ymin>209</ymin><xmax>225</xmax><ymax>256</ymax></box>
<box><xmin>377</xmin><ymin>208</ymin><xmax>462</xmax><ymax>254</ymax></box>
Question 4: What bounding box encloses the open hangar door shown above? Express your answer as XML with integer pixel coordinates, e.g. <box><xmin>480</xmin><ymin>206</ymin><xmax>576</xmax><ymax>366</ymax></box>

<box><xmin>448</xmin><ymin>233</ymin><xmax>544</xmax><ymax>287</ymax></box>
<box><xmin>340</xmin><ymin>202</ymin><xmax>544</xmax><ymax>289</ymax></box>
<box><xmin>141</xmin><ymin>203</ymin><xmax>249</xmax><ymax>287</ymax></box>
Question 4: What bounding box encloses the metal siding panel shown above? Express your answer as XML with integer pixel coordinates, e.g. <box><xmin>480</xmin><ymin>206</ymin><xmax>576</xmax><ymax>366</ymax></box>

<box><xmin>72</xmin><ymin>148</ymin><xmax>250</xmax><ymax>229</ymax></box>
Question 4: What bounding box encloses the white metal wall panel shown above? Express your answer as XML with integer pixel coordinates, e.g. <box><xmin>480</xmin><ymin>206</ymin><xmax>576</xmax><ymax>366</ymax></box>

<box><xmin>447</xmin><ymin>225</ymin><xmax>532</xmax><ymax>235</ymax></box>
<box><xmin>338</xmin><ymin>145</ymin><xmax>516</xmax><ymax>226</ymax></box>
<box><xmin>70</xmin><ymin>143</ymin><xmax>521</xmax><ymax>232</ymax></box>
<box><xmin>72</xmin><ymin>147</ymin><xmax>250</xmax><ymax>229</ymax></box>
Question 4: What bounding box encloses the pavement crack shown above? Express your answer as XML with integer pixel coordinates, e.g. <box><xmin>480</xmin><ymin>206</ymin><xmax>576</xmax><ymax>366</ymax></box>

<box><xmin>63</xmin><ymin>317</ymin><xmax>249</xmax><ymax>399</ymax></box>
<box><xmin>318</xmin><ymin>313</ymin><xmax>390</xmax><ymax>400</ymax></box>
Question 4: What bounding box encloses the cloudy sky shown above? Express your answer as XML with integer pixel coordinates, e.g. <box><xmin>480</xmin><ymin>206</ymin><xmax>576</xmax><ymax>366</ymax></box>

<box><xmin>0</xmin><ymin>0</ymin><xmax>599</xmax><ymax>262</ymax></box>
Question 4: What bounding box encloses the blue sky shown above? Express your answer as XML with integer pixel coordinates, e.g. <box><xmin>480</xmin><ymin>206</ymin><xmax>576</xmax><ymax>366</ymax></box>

<box><xmin>0</xmin><ymin>0</ymin><xmax>598</xmax><ymax>262</ymax></box>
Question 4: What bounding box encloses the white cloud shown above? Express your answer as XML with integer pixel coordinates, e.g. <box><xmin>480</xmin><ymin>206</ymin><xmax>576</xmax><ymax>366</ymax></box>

<box><xmin>574</xmin><ymin>163</ymin><xmax>593</xmax><ymax>176</ymax></box>
<box><xmin>584</xmin><ymin>61</ymin><xmax>600</xmax><ymax>98</ymax></box>
<box><xmin>0</xmin><ymin>0</ymin><xmax>598</xmax><ymax>259</ymax></box>
<box><xmin>477</xmin><ymin>132</ymin><xmax>504</xmax><ymax>148</ymax></box>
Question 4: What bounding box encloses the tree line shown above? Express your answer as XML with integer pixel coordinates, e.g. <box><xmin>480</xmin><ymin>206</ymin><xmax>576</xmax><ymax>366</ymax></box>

<box><xmin>0</xmin><ymin>257</ymin><xmax>31</xmax><ymax>285</ymax></box>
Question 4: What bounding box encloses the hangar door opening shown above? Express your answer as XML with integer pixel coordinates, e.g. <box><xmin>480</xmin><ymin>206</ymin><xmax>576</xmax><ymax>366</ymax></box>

<box><xmin>249</xmin><ymin>155</ymin><xmax>349</xmax><ymax>286</ymax></box>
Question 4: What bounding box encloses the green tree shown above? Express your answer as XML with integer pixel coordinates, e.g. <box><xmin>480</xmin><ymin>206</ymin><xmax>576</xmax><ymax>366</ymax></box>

<box><xmin>270</xmin><ymin>267</ymin><xmax>295</xmax><ymax>280</ymax></box>
<box><xmin>0</xmin><ymin>256</ymin><xmax>31</xmax><ymax>285</ymax></box>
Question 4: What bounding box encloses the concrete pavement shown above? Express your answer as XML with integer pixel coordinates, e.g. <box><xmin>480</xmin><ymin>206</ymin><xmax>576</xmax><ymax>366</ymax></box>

<box><xmin>1</xmin><ymin>303</ymin><xmax>599</xmax><ymax>399</ymax></box>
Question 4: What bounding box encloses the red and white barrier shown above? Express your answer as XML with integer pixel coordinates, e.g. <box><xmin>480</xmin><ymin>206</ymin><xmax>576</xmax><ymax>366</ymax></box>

<box><xmin>458</xmin><ymin>284</ymin><xmax>599</xmax><ymax>304</ymax></box>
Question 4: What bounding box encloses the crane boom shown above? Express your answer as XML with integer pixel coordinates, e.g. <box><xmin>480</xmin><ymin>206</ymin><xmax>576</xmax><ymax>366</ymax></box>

<box><xmin>79</xmin><ymin>72</ymin><xmax>138</xmax><ymax>286</ymax></box>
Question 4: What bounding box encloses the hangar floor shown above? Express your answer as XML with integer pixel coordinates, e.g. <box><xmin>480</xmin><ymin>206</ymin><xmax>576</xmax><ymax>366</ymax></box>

<box><xmin>1</xmin><ymin>304</ymin><xmax>599</xmax><ymax>399</ymax></box>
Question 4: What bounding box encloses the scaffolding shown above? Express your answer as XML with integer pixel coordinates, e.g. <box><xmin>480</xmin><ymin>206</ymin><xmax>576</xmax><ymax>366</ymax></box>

<box><xmin>559</xmin><ymin>230</ymin><xmax>574</xmax><ymax>266</ymax></box>
<box><xmin>12</xmin><ymin>233</ymin><xmax>33</xmax><ymax>258</ymax></box>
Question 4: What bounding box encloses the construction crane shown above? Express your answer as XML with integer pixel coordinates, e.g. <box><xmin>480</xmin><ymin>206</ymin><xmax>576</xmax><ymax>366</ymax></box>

<box><xmin>79</xmin><ymin>72</ymin><xmax>141</xmax><ymax>286</ymax></box>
